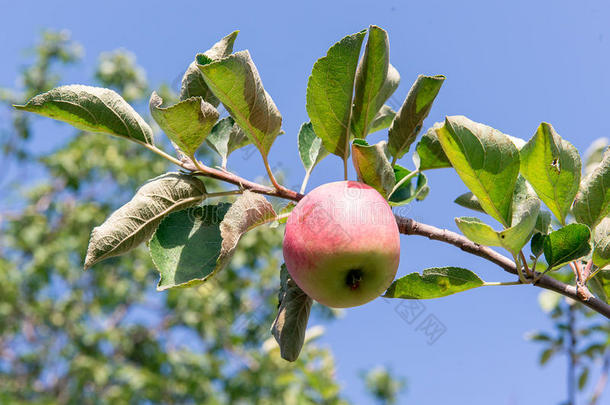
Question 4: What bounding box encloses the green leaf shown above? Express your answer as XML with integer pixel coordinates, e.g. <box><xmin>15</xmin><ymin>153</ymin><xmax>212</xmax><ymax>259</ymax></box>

<box><xmin>150</xmin><ymin>204</ymin><xmax>229</xmax><ymax>290</ymax></box>
<box><xmin>520</xmin><ymin>122</ymin><xmax>581</xmax><ymax>225</ymax></box>
<box><xmin>84</xmin><ymin>173</ymin><xmax>206</xmax><ymax>269</ymax></box>
<box><xmin>384</xmin><ymin>267</ymin><xmax>484</xmax><ymax>299</ymax></box>
<box><xmin>573</xmin><ymin>148</ymin><xmax>610</xmax><ymax>228</ymax></box>
<box><xmin>503</xmin><ymin>176</ymin><xmax>541</xmax><ymax>253</ymax></box>
<box><xmin>388</xmin><ymin>165</ymin><xmax>428</xmax><ymax>206</ymax></box>
<box><xmin>179</xmin><ymin>31</ymin><xmax>239</xmax><ymax>104</ymax></box>
<box><xmin>15</xmin><ymin>84</ymin><xmax>153</xmax><ymax>144</ymax></box>
<box><xmin>455</xmin><ymin>178</ymin><xmax>541</xmax><ymax>254</ymax></box>
<box><xmin>351</xmin><ymin>139</ymin><xmax>395</xmax><ymax>197</ymax></box>
<box><xmin>543</xmin><ymin>224</ymin><xmax>591</xmax><ymax>270</ymax></box>
<box><xmin>388</xmin><ymin>75</ymin><xmax>445</xmax><ymax>160</ymax></box>
<box><xmin>583</xmin><ymin>137</ymin><xmax>608</xmax><ymax>175</ymax></box>
<box><xmin>306</xmin><ymin>30</ymin><xmax>366</xmax><ymax>160</ymax></box>
<box><xmin>540</xmin><ymin>348</ymin><xmax>556</xmax><ymax>365</ymax></box>
<box><xmin>413</xmin><ymin>123</ymin><xmax>451</xmax><ymax>170</ymax></box>
<box><xmin>592</xmin><ymin>217</ymin><xmax>610</xmax><ymax>267</ymax></box>
<box><xmin>298</xmin><ymin>122</ymin><xmax>329</xmax><ymax>178</ymax></box>
<box><xmin>436</xmin><ymin>116</ymin><xmax>520</xmax><ymax>227</ymax></box>
<box><xmin>205</xmin><ymin>117</ymin><xmax>251</xmax><ymax>168</ymax></box>
<box><xmin>368</xmin><ymin>105</ymin><xmax>396</xmax><ymax>134</ymax></box>
<box><xmin>578</xmin><ymin>367</ymin><xmax>589</xmax><ymax>391</ymax></box>
<box><xmin>455</xmin><ymin>217</ymin><xmax>501</xmax><ymax>246</ymax></box>
<box><xmin>454</xmin><ymin>192</ymin><xmax>485</xmax><ymax>213</ymax></box>
<box><xmin>531</xmin><ymin>233</ymin><xmax>546</xmax><ymax>257</ymax></box>
<box><xmin>351</xmin><ymin>26</ymin><xmax>400</xmax><ymax>139</ymax></box>
<box><xmin>271</xmin><ymin>264</ymin><xmax>313</xmax><ymax>362</ymax></box>
<box><xmin>588</xmin><ymin>270</ymin><xmax>610</xmax><ymax>304</ymax></box>
<box><xmin>151</xmin><ymin>191</ymin><xmax>276</xmax><ymax>290</ymax></box>
<box><xmin>535</xmin><ymin>210</ymin><xmax>553</xmax><ymax>234</ymax></box>
<box><xmin>198</xmin><ymin>50</ymin><xmax>282</xmax><ymax>157</ymax></box>
<box><xmin>149</xmin><ymin>92</ymin><xmax>219</xmax><ymax>159</ymax></box>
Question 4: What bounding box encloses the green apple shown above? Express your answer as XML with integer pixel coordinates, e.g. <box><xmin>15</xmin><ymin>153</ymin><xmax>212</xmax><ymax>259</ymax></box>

<box><xmin>283</xmin><ymin>181</ymin><xmax>400</xmax><ymax>308</ymax></box>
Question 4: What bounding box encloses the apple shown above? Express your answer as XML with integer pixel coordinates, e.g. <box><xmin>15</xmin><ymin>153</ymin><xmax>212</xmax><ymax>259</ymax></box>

<box><xmin>283</xmin><ymin>181</ymin><xmax>400</xmax><ymax>308</ymax></box>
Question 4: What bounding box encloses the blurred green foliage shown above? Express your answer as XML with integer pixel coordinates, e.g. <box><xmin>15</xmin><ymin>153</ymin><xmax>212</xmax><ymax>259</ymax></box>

<box><xmin>0</xmin><ymin>30</ymin><xmax>406</xmax><ymax>405</ymax></box>
<box><xmin>0</xmin><ymin>30</ymin><xmax>346</xmax><ymax>404</ymax></box>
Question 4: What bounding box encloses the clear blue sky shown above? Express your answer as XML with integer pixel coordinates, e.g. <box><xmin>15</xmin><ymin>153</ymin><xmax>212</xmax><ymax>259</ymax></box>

<box><xmin>2</xmin><ymin>0</ymin><xmax>609</xmax><ymax>403</ymax></box>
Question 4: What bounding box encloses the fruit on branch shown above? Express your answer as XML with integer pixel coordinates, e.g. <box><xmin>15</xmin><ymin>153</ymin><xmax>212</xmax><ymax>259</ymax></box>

<box><xmin>283</xmin><ymin>181</ymin><xmax>400</xmax><ymax>308</ymax></box>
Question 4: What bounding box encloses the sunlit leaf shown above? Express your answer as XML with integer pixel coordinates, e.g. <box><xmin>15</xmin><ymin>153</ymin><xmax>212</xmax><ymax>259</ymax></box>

<box><xmin>413</xmin><ymin>123</ymin><xmax>451</xmax><ymax>170</ymax></box>
<box><xmin>179</xmin><ymin>31</ymin><xmax>238</xmax><ymax>104</ymax></box>
<box><xmin>351</xmin><ymin>139</ymin><xmax>395</xmax><ymax>197</ymax></box>
<box><xmin>384</xmin><ymin>267</ymin><xmax>484</xmax><ymax>299</ymax></box>
<box><xmin>199</xmin><ymin>50</ymin><xmax>282</xmax><ymax>157</ymax></box>
<box><xmin>15</xmin><ymin>84</ymin><xmax>153</xmax><ymax>144</ymax></box>
<box><xmin>388</xmin><ymin>75</ymin><xmax>445</xmax><ymax>160</ymax></box>
<box><xmin>592</xmin><ymin>217</ymin><xmax>610</xmax><ymax>268</ymax></box>
<box><xmin>298</xmin><ymin>122</ymin><xmax>329</xmax><ymax>178</ymax></box>
<box><xmin>351</xmin><ymin>26</ymin><xmax>400</xmax><ymax>139</ymax></box>
<box><xmin>436</xmin><ymin>116</ymin><xmax>520</xmax><ymax>227</ymax></box>
<box><xmin>573</xmin><ymin>148</ymin><xmax>610</xmax><ymax>228</ymax></box>
<box><xmin>520</xmin><ymin>122</ymin><xmax>581</xmax><ymax>225</ymax></box>
<box><xmin>306</xmin><ymin>30</ymin><xmax>366</xmax><ymax>159</ymax></box>
<box><xmin>543</xmin><ymin>224</ymin><xmax>591</xmax><ymax>270</ymax></box>
<box><xmin>149</xmin><ymin>92</ymin><xmax>219</xmax><ymax>159</ymax></box>
<box><xmin>85</xmin><ymin>173</ymin><xmax>206</xmax><ymax>269</ymax></box>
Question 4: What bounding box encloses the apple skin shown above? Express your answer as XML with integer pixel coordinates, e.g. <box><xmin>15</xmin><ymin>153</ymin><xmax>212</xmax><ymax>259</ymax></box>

<box><xmin>283</xmin><ymin>181</ymin><xmax>400</xmax><ymax>308</ymax></box>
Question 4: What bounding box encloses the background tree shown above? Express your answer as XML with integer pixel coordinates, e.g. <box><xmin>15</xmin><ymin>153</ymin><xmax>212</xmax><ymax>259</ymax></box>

<box><xmin>0</xmin><ymin>31</ymin><xmax>406</xmax><ymax>404</ymax></box>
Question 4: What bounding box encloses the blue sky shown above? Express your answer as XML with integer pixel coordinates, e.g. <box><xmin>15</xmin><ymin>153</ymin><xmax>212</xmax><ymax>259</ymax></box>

<box><xmin>2</xmin><ymin>0</ymin><xmax>610</xmax><ymax>403</ymax></box>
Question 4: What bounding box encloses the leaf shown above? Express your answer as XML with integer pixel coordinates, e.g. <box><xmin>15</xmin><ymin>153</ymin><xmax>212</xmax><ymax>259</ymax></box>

<box><xmin>306</xmin><ymin>30</ymin><xmax>366</xmax><ymax>159</ymax></box>
<box><xmin>351</xmin><ymin>26</ymin><xmax>400</xmax><ymax>139</ymax></box>
<box><xmin>578</xmin><ymin>367</ymin><xmax>589</xmax><ymax>391</ymax></box>
<box><xmin>84</xmin><ymin>173</ymin><xmax>206</xmax><ymax>269</ymax></box>
<box><xmin>520</xmin><ymin>122</ymin><xmax>581</xmax><ymax>225</ymax></box>
<box><xmin>298</xmin><ymin>122</ymin><xmax>329</xmax><ymax>177</ymax></box>
<box><xmin>151</xmin><ymin>191</ymin><xmax>276</xmax><ymax>290</ymax></box>
<box><xmin>535</xmin><ymin>210</ymin><xmax>553</xmax><ymax>234</ymax></box>
<box><xmin>503</xmin><ymin>176</ymin><xmax>541</xmax><ymax>253</ymax></box>
<box><xmin>388</xmin><ymin>165</ymin><xmax>428</xmax><ymax>206</ymax></box>
<box><xmin>540</xmin><ymin>348</ymin><xmax>556</xmax><ymax>365</ymax></box>
<box><xmin>351</xmin><ymin>139</ymin><xmax>395</xmax><ymax>197</ymax></box>
<box><xmin>271</xmin><ymin>264</ymin><xmax>313</xmax><ymax>362</ymax></box>
<box><xmin>179</xmin><ymin>31</ymin><xmax>239</xmax><ymax>104</ymax></box>
<box><xmin>149</xmin><ymin>92</ymin><xmax>219</xmax><ymax>159</ymax></box>
<box><xmin>592</xmin><ymin>217</ymin><xmax>610</xmax><ymax>267</ymax></box>
<box><xmin>531</xmin><ymin>233</ymin><xmax>546</xmax><ymax>257</ymax></box>
<box><xmin>583</xmin><ymin>137</ymin><xmax>608</xmax><ymax>175</ymax></box>
<box><xmin>588</xmin><ymin>270</ymin><xmax>610</xmax><ymax>304</ymax></box>
<box><xmin>15</xmin><ymin>85</ymin><xmax>153</xmax><ymax>144</ymax></box>
<box><xmin>198</xmin><ymin>50</ymin><xmax>282</xmax><ymax>157</ymax></box>
<box><xmin>369</xmin><ymin>105</ymin><xmax>396</xmax><ymax>134</ymax></box>
<box><xmin>436</xmin><ymin>116</ymin><xmax>520</xmax><ymax>227</ymax></box>
<box><xmin>384</xmin><ymin>267</ymin><xmax>484</xmax><ymax>299</ymax></box>
<box><xmin>150</xmin><ymin>203</ymin><xmax>229</xmax><ymax>290</ymax></box>
<box><xmin>455</xmin><ymin>217</ymin><xmax>501</xmax><ymax>246</ymax></box>
<box><xmin>543</xmin><ymin>224</ymin><xmax>592</xmax><ymax>270</ymax></box>
<box><xmin>455</xmin><ymin>178</ymin><xmax>541</xmax><ymax>255</ymax></box>
<box><xmin>219</xmin><ymin>190</ymin><xmax>277</xmax><ymax>258</ymax></box>
<box><xmin>454</xmin><ymin>192</ymin><xmax>485</xmax><ymax>213</ymax></box>
<box><xmin>388</xmin><ymin>75</ymin><xmax>445</xmax><ymax>160</ymax></box>
<box><xmin>205</xmin><ymin>116</ymin><xmax>251</xmax><ymax>168</ymax></box>
<box><xmin>413</xmin><ymin>123</ymin><xmax>451</xmax><ymax>170</ymax></box>
<box><xmin>573</xmin><ymin>148</ymin><xmax>610</xmax><ymax>228</ymax></box>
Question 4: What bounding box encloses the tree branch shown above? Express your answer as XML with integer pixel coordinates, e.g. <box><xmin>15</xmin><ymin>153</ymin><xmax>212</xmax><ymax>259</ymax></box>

<box><xmin>175</xmin><ymin>162</ymin><xmax>610</xmax><ymax>319</ymax></box>
<box><xmin>394</xmin><ymin>216</ymin><xmax>610</xmax><ymax>319</ymax></box>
